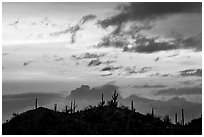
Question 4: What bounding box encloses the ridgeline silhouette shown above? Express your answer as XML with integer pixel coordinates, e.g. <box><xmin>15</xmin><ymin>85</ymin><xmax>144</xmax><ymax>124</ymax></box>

<box><xmin>3</xmin><ymin>91</ymin><xmax>202</xmax><ymax>135</ymax></box>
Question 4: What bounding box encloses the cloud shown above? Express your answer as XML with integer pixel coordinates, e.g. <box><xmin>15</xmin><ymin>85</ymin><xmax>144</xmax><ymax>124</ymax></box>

<box><xmin>150</xmin><ymin>73</ymin><xmax>170</xmax><ymax>77</ymax></box>
<box><xmin>179</xmin><ymin>69</ymin><xmax>202</xmax><ymax>77</ymax></box>
<box><xmin>101</xmin><ymin>65</ymin><xmax>122</xmax><ymax>71</ymax></box>
<box><xmin>123</xmin><ymin>66</ymin><xmax>137</xmax><ymax>75</ymax></box>
<box><xmin>124</xmin><ymin>35</ymin><xmax>177</xmax><ymax>53</ymax></box>
<box><xmin>154</xmin><ymin>57</ymin><xmax>160</xmax><ymax>62</ymax></box>
<box><xmin>138</xmin><ymin>67</ymin><xmax>152</xmax><ymax>73</ymax></box>
<box><xmin>23</xmin><ymin>60</ymin><xmax>33</xmax><ymax>66</ymax></box>
<box><xmin>180</xmin><ymin>33</ymin><xmax>202</xmax><ymax>51</ymax></box>
<box><xmin>133</xmin><ymin>84</ymin><xmax>166</xmax><ymax>88</ymax></box>
<box><xmin>97</xmin><ymin>34</ymin><xmax>177</xmax><ymax>53</ymax></box>
<box><xmin>80</xmin><ymin>14</ymin><xmax>96</xmax><ymax>24</ymax></box>
<box><xmin>72</xmin><ymin>52</ymin><xmax>106</xmax><ymax>60</ymax></box>
<box><xmin>98</xmin><ymin>2</ymin><xmax>201</xmax><ymax>28</ymax></box>
<box><xmin>50</xmin><ymin>14</ymin><xmax>96</xmax><ymax>43</ymax></box>
<box><xmin>53</xmin><ymin>55</ymin><xmax>64</xmax><ymax>62</ymax></box>
<box><xmin>155</xmin><ymin>86</ymin><xmax>202</xmax><ymax>96</ymax></box>
<box><xmin>88</xmin><ymin>59</ymin><xmax>102</xmax><ymax>66</ymax></box>
<box><xmin>122</xmin><ymin>66</ymin><xmax>152</xmax><ymax>76</ymax></box>
<box><xmin>97</xmin><ymin>35</ymin><xmax>128</xmax><ymax>48</ymax></box>
<box><xmin>97</xmin><ymin>32</ymin><xmax>201</xmax><ymax>53</ymax></box>
<box><xmin>67</xmin><ymin>84</ymin><xmax>121</xmax><ymax>101</ymax></box>
<box><xmin>96</xmin><ymin>3</ymin><xmax>201</xmax><ymax>53</ymax></box>
<box><xmin>167</xmin><ymin>53</ymin><xmax>179</xmax><ymax>58</ymax></box>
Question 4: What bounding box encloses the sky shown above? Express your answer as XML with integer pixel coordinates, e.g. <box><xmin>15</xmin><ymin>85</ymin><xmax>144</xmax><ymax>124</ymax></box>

<box><xmin>2</xmin><ymin>2</ymin><xmax>202</xmax><ymax>123</ymax></box>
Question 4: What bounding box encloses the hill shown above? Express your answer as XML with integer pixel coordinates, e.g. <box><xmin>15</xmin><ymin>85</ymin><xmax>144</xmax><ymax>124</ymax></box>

<box><xmin>2</xmin><ymin>105</ymin><xmax>202</xmax><ymax>135</ymax></box>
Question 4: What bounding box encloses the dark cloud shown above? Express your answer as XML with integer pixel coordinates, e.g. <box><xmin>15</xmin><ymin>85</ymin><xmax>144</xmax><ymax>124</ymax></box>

<box><xmin>23</xmin><ymin>60</ymin><xmax>33</xmax><ymax>66</ymax></box>
<box><xmin>124</xmin><ymin>36</ymin><xmax>177</xmax><ymax>53</ymax></box>
<box><xmin>88</xmin><ymin>59</ymin><xmax>102</xmax><ymax>66</ymax></box>
<box><xmin>180</xmin><ymin>69</ymin><xmax>202</xmax><ymax>77</ymax></box>
<box><xmin>138</xmin><ymin>67</ymin><xmax>152</xmax><ymax>73</ymax></box>
<box><xmin>150</xmin><ymin>72</ymin><xmax>170</xmax><ymax>77</ymax></box>
<box><xmin>80</xmin><ymin>14</ymin><xmax>96</xmax><ymax>24</ymax></box>
<box><xmin>122</xmin><ymin>66</ymin><xmax>152</xmax><ymax>76</ymax></box>
<box><xmin>101</xmin><ymin>65</ymin><xmax>122</xmax><ymax>71</ymax></box>
<box><xmin>98</xmin><ymin>2</ymin><xmax>201</xmax><ymax>28</ymax></box>
<box><xmin>97</xmin><ymin>34</ymin><xmax>177</xmax><ymax>53</ymax></box>
<box><xmin>97</xmin><ymin>32</ymin><xmax>201</xmax><ymax>53</ymax></box>
<box><xmin>72</xmin><ymin>53</ymin><xmax>106</xmax><ymax>60</ymax></box>
<box><xmin>101</xmin><ymin>73</ymin><xmax>113</xmax><ymax>77</ymax></box>
<box><xmin>97</xmin><ymin>35</ymin><xmax>128</xmax><ymax>48</ymax></box>
<box><xmin>96</xmin><ymin>3</ymin><xmax>201</xmax><ymax>53</ymax></box>
<box><xmin>67</xmin><ymin>84</ymin><xmax>122</xmax><ymax>101</ymax></box>
<box><xmin>155</xmin><ymin>86</ymin><xmax>202</xmax><ymax>96</ymax></box>
<box><xmin>180</xmin><ymin>33</ymin><xmax>202</xmax><ymax>51</ymax></box>
<box><xmin>154</xmin><ymin>57</ymin><xmax>160</xmax><ymax>62</ymax></box>
<box><xmin>133</xmin><ymin>84</ymin><xmax>166</xmax><ymax>88</ymax></box>
<box><xmin>167</xmin><ymin>53</ymin><xmax>179</xmax><ymax>58</ymax></box>
<box><xmin>104</xmin><ymin>60</ymin><xmax>116</xmax><ymax>64</ymax></box>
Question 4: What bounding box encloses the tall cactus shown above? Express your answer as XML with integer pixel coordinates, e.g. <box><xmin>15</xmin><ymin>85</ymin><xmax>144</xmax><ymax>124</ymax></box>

<box><xmin>131</xmin><ymin>101</ymin><xmax>135</xmax><ymax>112</ymax></box>
<box><xmin>112</xmin><ymin>90</ymin><xmax>119</xmax><ymax>107</ymax></box>
<box><xmin>65</xmin><ymin>106</ymin><xmax>68</xmax><ymax>113</ymax></box>
<box><xmin>99</xmin><ymin>94</ymin><xmax>105</xmax><ymax>107</ymax></box>
<box><xmin>151</xmin><ymin>107</ymin><xmax>154</xmax><ymax>116</ymax></box>
<box><xmin>181</xmin><ymin>109</ymin><xmax>185</xmax><ymax>126</ymax></box>
<box><xmin>35</xmin><ymin>98</ymin><xmax>38</xmax><ymax>110</ymax></box>
<box><xmin>73</xmin><ymin>100</ymin><xmax>77</xmax><ymax>113</ymax></box>
<box><xmin>54</xmin><ymin>104</ymin><xmax>57</xmax><ymax>112</ymax></box>
<box><xmin>175</xmin><ymin>113</ymin><xmax>178</xmax><ymax>124</ymax></box>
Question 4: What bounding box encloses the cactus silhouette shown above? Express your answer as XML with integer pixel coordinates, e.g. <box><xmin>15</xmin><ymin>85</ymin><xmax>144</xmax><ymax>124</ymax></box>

<box><xmin>54</xmin><ymin>104</ymin><xmax>57</xmax><ymax>112</ymax></box>
<box><xmin>175</xmin><ymin>113</ymin><xmax>178</xmax><ymax>124</ymax></box>
<box><xmin>181</xmin><ymin>109</ymin><xmax>184</xmax><ymax>126</ymax></box>
<box><xmin>111</xmin><ymin>90</ymin><xmax>118</xmax><ymax>107</ymax></box>
<box><xmin>151</xmin><ymin>108</ymin><xmax>154</xmax><ymax>116</ymax></box>
<box><xmin>131</xmin><ymin>101</ymin><xmax>135</xmax><ymax>112</ymax></box>
<box><xmin>65</xmin><ymin>106</ymin><xmax>68</xmax><ymax>113</ymax></box>
<box><xmin>99</xmin><ymin>94</ymin><xmax>105</xmax><ymax>107</ymax></box>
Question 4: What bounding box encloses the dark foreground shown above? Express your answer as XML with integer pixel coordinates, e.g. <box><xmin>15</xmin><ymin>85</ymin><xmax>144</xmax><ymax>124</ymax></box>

<box><xmin>2</xmin><ymin>105</ymin><xmax>202</xmax><ymax>135</ymax></box>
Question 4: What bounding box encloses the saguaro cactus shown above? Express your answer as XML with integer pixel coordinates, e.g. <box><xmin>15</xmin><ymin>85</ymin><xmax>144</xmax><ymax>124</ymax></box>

<box><xmin>54</xmin><ymin>104</ymin><xmax>57</xmax><ymax>112</ymax></box>
<box><xmin>112</xmin><ymin>90</ymin><xmax>119</xmax><ymax>107</ymax></box>
<box><xmin>99</xmin><ymin>94</ymin><xmax>105</xmax><ymax>107</ymax></box>
<box><xmin>131</xmin><ymin>101</ymin><xmax>135</xmax><ymax>112</ymax></box>
<box><xmin>65</xmin><ymin>106</ymin><xmax>68</xmax><ymax>113</ymax></box>
<box><xmin>73</xmin><ymin>100</ymin><xmax>77</xmax><ymax>113</ymax></box>
<box><xmin>35</xmin><ymin>98</ymin><xmax>38</xmax><ymax>110</ymax></box>
<box><xmin>151</xmin><ymin>108</ymin><xmax>154</xmax><ymax>116</ymax></box>
<box><xmin>181</xmin><ymin>109</ymin><xmax>185</xmax><ymax>126</ymax></box>
<box><xmin>175</xmin><ymin>113</ymin><xmax>178</xmax><ymax>124</ymax></box>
